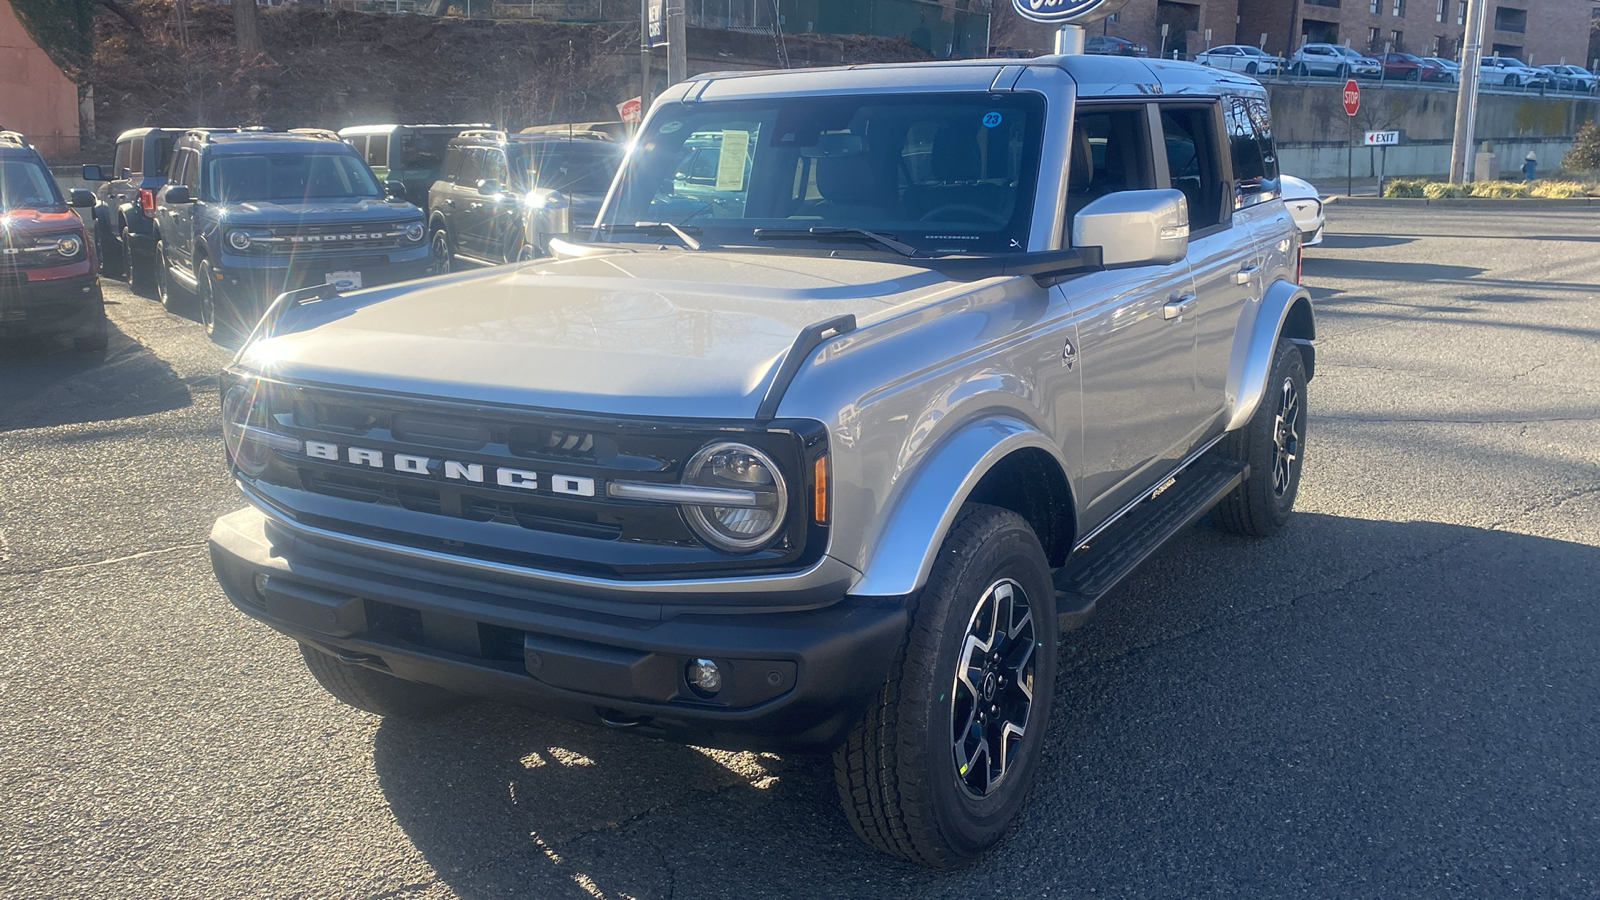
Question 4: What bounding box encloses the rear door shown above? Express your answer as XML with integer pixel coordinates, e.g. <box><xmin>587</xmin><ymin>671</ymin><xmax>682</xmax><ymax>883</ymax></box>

<box><xmin>160</xmin><ymin>148</ymin><xmax>199</xmax><ymax>273</ymax></box>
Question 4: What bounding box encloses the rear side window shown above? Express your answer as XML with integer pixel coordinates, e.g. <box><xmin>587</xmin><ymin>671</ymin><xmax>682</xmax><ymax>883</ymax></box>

<box><xmin>152</xmin><ymin>137</ymin><xmax>176</xmax><ymax>177</ymax></box>
<box><xmin>1227</xmin><ymin>98</ymin><xmax>1279</xmax><ymax>208</ymax></box>
<box><xmin>366</xmin><ymin>134</ymin><xmax>389</xmax><ymax>167</ymax></box>
<box><xmin>1159</xmin><ymin>106</ymin><xmax>1226</xmax><ymax>232</ymax></box>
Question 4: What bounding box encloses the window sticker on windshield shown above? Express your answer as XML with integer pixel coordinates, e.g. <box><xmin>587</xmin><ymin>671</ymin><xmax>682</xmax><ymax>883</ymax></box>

<box><xmin>715</xmin><ymin>129</ymin><xmax>750</xmax><ymax>191</ymax></box>
<box><xmin>660</xmin><ymin>121</ymin><xmax>683</xmax><ymax>135</ymax></box>
<box><xmin>982</xmin><ymin>111</ymin><xmax>1003</xmax><ymax>128</ymax></box>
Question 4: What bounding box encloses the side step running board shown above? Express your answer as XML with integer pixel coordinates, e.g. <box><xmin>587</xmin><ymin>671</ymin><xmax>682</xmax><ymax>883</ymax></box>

<box><xmin>1054</xmin><ymin>455</ymin><xmax>1247</xmax><ymax>630</ymax></box>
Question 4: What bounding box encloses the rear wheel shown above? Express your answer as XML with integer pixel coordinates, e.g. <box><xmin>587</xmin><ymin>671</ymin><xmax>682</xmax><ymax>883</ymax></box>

<box><xmin>834</xmin><ymin>505</ymin><xmax>1057</xmax><ymax>868</ymax></box>
<box><xmin>1294</xmin><ymin>62</ymin><xmax>1309</xmax><ymax>76</ymax></box>
<box><xmin>122</xmin><ymin>226</ymin><xmax>152</xmax><ymax>296</ymax></box>
<box><xmin>1336</xmin><ymin>64</ymin><xmax>1349</xmax><ymax>79</ymax></box>
<box><xmin>299</xmin><ymin>643</ymin><xmax>462</xmax><ymax>718</ymax></box>
<box><xmin>154</xmin><ymin>238</ymin><xmax>183</xmax><ymax>311</ymax></box>
<box><xmin>1213</xmin><ymin>339</ymin><xmax>1308</xmax><ymax>538</ymax></box>
<box><xmin>428</xmin><ymin>226</ymin><xmax>452</xmax><ymax>275</ymax></box>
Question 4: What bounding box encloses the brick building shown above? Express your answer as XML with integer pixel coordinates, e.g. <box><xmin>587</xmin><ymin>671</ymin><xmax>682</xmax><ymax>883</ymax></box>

<box><xmin>0</xmin><ymin>0</ymin><xmax>80</xmax><ymax>157</ymax></box>
<box><xmin>991</xmin><ymin>0</ymin><xmax>1599</xmax><ymax>70</ymax></box>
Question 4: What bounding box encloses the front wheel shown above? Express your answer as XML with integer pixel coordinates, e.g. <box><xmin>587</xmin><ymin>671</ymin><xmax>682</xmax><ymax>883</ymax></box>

<box><xmin>196</xmin><ymin>258</ymin><xmax>230</xmax><ymax>343</ymax></box>
<box><xmin>154</xmin><ymin>239</ymin><xmax>184</xmax><ymax>311</ymax></box>
<box><xmin>1505</xmin><ymin>75</ymin><xmax>1519</xmax><ymax>87</ymax></box>
<box><xmin>1213</xmin><ymin>339</ymin><xmax>1308</xmax><ymax>537</ymax></box>
<box><xmin>834</xmin><ymin>505</ymin><xmax>1057</xmax><ymax>868</ymax></box>
<box><xmin>1336</xmin><ymin>64</ymin><xmax>1349</xmax><ymax>79</ymax></box>
<box><xmin>1245</xmin><ymin>62</ymin><xmax>1258</xmax><ymax>75</ymax></box>
<box><xmin>1406</xmin><ymin>69</ymin><xmax>1420</xmax><ymax>81</ymax></box>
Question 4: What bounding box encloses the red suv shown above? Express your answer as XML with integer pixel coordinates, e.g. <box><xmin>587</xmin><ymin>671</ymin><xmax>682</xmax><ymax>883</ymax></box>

<box><xmin>0</xmin><ymin>132</ymin><xmax>107</xmax><ymax>351</ymax></box>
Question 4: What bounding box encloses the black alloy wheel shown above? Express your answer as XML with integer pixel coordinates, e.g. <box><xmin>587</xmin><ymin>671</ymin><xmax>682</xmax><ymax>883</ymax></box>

<box><xmin>951</xmin><ymin>577</ymin><xmax>1038</xmax><ymax>799</ymax></box>
<box><xmin>428</xmin><ymin>227</ymin><xmax>452</xmax><ymax>275</ymax></box>
<box><xmin>834</xmin><ymin>504</ymin><xmax>1058</xmax><ymax>868</ymax></box>
<box><xmin>154</xmin><ymin>239</ymin><xmax>176</xmax><ymax>310</ymax></box>
<box><xmin>197</xmin><ymin>258</ymin><xmax>227</xmax><ymax>342</ymax></box>
<box><xmin>122</xmin><ymin>226</ymin><xmax>150</xmax><ymax>296</ymax></box>
<box><xmin>1213</xmin><ymin>337</ymin><xmax>1309</xmax><ymax>537</ymax></box>
<box><xmin>1246</xmin><ymin>62</ymin><xmax>1258</xmax><ymax>74</ymax></box>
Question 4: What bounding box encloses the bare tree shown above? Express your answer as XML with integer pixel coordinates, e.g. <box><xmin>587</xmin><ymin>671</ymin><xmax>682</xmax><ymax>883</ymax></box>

<box><xmin>234</xmin><ymin>0</ymin><xmax>264</xmax><ymax>57</ymax></box>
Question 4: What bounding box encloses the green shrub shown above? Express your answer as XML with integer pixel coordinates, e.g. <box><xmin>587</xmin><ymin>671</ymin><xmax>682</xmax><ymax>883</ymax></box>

<box><xmin>1469</xmin><ymin>181</ymin><xmax>1531</xmax><ymax>198</ymax></box>
<box><xmin>1422</xmin><ymin>182</ymin><xmax>1470</xmax><ymax>199</ymax></box>
<box><xmin>1383</xmin><ymin>179</ymin><xmax>1427</xmax><ymax>198</ymax></box>
<box><xmin>1528</xmin><ymin>181</ymin><xmax>1589</xmax><ymax>199</ymax></box>
<box><xmin>1564</xmin><ymin>122</ymin><xmax>1600</xmax><ymax>172</ymax></box>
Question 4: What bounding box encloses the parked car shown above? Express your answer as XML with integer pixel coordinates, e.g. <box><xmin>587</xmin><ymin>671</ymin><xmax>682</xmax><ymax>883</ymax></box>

<box><xmin>153</xmin><ymin>128</ymin><xmax>430</xmax><ymax>341</ymax></box>
<box><xmin>1289</xmin><ymin>43</ymin><xmax>1382</xmax><ymax>78</ymax></box>
<box><xmin>0</xmin><ymin>131</ymin><xmax>106</xmax><ymax>351</ymax></box>
<box><xmin>338</xmin><ymin>123</ymin><xmax>490</xmax><ymax>207</ymax></box>
<box><xmin>79</xmin><ymin>127</ymin><xmax>188</xmax><ymax>295</ymax></box>
<box><xmin>521</xmin><ymin>121</ymin><xmax>630</xmax><ymax>141</ymax></box>
<box><xmin>1537</xmin><ymin>64</ymin><xmax>1598</xmax><ymax>93</ymax></box>
<box><xmin>1422</xmin><ymin>57</ymin><xmax>1462</xmax><ymax>82</ymax></box>
<box><xmin>1375</xmin><ymin>52</ymin><xmax>1451</xmax><ymax>82</ymax></box>
<box><xmin>426</xmin><ymin>129</ymin><xmax>624</xmax><ymax>269</ymax></box>
<box><xmin>208</xmin><ymin>55</ymin><xmax>1313</xmax><ymax>868</ymax></box>
<box><xmin>1084</xmin><ymin>34</ymin><xmax>1148</xmax><ymax>57</ymax></box>
<box><xmin>1479</xmin><ymin>56</ymin><xmax>1550</xmax><ymax>88</ymax></box>
<box><xmin>1280</xmin><ymin>174</ymin><xmax>1323</xmax><ymax>247</ymax></box>
<box><xmin>1194</xmin><ymin>44</ymin><xmax>1284</xmax><ymax>75</ymax></box>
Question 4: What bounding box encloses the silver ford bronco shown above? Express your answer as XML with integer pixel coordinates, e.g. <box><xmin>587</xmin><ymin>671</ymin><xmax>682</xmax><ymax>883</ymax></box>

<box><xmin>209</xmin><ymin>54</ymin><xmax>1314</xmax><ymax>866</ymax></box>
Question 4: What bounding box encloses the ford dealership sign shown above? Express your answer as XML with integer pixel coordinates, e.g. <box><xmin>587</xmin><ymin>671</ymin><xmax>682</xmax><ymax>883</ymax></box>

<box><xmin>1012</xmin><ymin>0</ymin><xmax>1130</xmax><ymax>24</ymax></box>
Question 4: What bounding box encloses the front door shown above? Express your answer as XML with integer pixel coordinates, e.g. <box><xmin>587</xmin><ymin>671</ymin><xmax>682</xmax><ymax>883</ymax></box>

<box><xmin>1064</xmin><ymin>104</ymin><xmax>1205</xmax><ymax>526</ymax></box>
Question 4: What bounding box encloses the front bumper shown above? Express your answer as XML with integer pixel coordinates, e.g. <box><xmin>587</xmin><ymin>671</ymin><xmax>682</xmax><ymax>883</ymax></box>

<box><xmin>0</xmin><ymin>271</ymin><xmax>105</xmax><ymax>340</ymax></box>
<box><xmin>214</xmin><ymin>249</ymin><xmax>432</xmax><ymax>322</ymax></box>
<box><xmin>210</xmin><ymin>506</ymin><xmax>906</xmax><ymax>751</ymax></box>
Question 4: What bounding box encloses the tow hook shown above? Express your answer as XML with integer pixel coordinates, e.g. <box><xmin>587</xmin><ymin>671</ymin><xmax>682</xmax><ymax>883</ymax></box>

<box><xmin>597</xmin><ymin>709</ymin><xmax>647</xmax><ymax>728</ymax></box>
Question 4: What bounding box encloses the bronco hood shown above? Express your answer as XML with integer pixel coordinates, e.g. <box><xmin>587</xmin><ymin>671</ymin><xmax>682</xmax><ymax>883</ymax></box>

<box><xmin>222</xmin><ymin>198</ymin><xmax>420</xmax><ymax>224</ymax></box>
<box><xmin>239</xmin><ymin>250</ymin><xmax>974</xmax><ymax>419</ymax></box>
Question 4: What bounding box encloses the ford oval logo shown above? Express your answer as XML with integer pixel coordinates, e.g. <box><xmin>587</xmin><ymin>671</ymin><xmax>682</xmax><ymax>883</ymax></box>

<box><xmin>1012</xmin><ymin>0</ymin><xmax>1129</xmax><ymax>24</ymax></box>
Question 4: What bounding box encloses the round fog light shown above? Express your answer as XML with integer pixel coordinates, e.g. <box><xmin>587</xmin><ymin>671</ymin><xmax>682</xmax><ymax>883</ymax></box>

<box><xmin>686</xmin><ymin>658</ymin><xmax>722</xmax><ymax>696</ymax></box>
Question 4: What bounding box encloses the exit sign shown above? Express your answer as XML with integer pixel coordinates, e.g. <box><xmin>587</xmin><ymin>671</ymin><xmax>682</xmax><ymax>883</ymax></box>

<box><xmin>1363</xmin><ymin>130</ymin><xmax>1402</xmax><ymax>146</ymax></box>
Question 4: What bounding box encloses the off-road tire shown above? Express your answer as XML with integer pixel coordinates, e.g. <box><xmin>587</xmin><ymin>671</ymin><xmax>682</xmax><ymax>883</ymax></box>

<box><xmin>1213</xmin><ymin>338</ymin><xmax>1307</xmax><ymax>537</ymax></box>
<box><xmin>428</xmin><ymin>226</ymin><xmax>453</xmax><ymax>275</ymax></box>
<box><xmin>95</xmin><ymin>221</ymin><xmax>124</xmax><ymax>279</ymax></box>
<box><xmin>299</xmin><ymin>642</ymin><xmax>461</xmax><ymax>718</ymax></box>
<box><xmin>833</xmin><ymin>504</ymin><xmax>1057</xmax><ymax>868</ymax></box>
<box><xmin>122</xmin><ymin>226</ymin><xmax>152</xmax><ymax>297</ymax></box>
<box><xmin>197</xmin><ymin>257</ymin><xmax>230</xmax><ymax>343</ymax></box>
<box><xmin>154</xmin><ymin>238</ymin><xmax>181</xmax><ymax>310</ymax></box>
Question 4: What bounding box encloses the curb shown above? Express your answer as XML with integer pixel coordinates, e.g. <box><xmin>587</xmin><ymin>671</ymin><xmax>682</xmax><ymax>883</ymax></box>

<box><xmin>1326</xmin><ymin>196</ymin><xmax>1600</xmax><ymax>209</ymax></box>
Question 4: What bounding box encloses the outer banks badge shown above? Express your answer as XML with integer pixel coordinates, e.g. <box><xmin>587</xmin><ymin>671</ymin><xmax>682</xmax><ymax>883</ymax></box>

<box><xmin>1012</xmin><ymin>0</ymin><xmax>1131</xmax><ymax>24</ymax></box>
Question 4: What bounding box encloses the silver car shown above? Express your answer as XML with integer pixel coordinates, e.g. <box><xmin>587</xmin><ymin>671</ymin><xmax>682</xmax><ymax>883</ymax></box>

<box><xmin>1290</xmin><ymin>43</ymin><xmax>1382</xmax><ymax>78</ymax></box>
<box><xmin>209</xmin><ymin>56</ymin><xmax>1312</xmax><ymax>868</ymax></box>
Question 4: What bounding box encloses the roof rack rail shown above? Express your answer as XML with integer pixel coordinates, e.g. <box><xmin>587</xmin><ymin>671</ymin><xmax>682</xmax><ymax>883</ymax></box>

<box><xmin>287</xmin><ymin>128</ymin><xmax>344</xmax><ymax>140</ymax></box>
<box><xmin>0</xmin><ymin>130</ymin><xmax>31</xmax><ymax>148</ymax></box>
<box><xmin>455</xmin><ymin>129</ymin><xmax>510</xmax><ymax>142</ymax></box>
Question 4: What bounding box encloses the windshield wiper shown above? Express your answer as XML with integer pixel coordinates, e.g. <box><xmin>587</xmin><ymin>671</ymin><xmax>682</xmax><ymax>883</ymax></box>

<box><xmin>618</xmin><ymin>220</ymin><xmax>705</xmax><ymax>251</ymax></box>
<box><xmin>753</xmin><ymin>226</ymin><xmax>917</xmax><ymax>257</ymax></box>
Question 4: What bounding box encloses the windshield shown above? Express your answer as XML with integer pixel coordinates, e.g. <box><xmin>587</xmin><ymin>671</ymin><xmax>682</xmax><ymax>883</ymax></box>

<box><xmin>205</xmin><ymin>151</ymin><xmax>382</xmax><ymax>203</ymax></box>
<box><xmin>0</xmin><ymin>157</ymin><xmax>65</xmax><ymax>211</ymax></box>
<box><xmin>605</xmin><ymin>92</ymin><xmax>1045</xmax><ymax>255</ymax></box>
<box><xmin>510</xmin><ymin>142</ymin><xmax>624</xmax><ymax>196</ymax></box>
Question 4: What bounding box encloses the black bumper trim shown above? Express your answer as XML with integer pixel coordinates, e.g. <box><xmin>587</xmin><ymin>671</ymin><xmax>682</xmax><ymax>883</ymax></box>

<box><xmin>210</xmin><ymin>506</ymin><xmax>906</xmax><ymax>751</ymax></box>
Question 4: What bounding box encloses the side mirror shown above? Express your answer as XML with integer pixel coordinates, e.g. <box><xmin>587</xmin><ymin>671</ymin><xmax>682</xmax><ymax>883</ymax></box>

<box><xmin>68</xmin><ymin>188</ymin><xmax>95</xmax><ymax>208</ymax></box>
<box><xmin>385</xmin><ymin>179</ymin><xmax>407</xmax><ymax>200</ymax></box>
<box><xmin>81</xmin><ymin>164</ymin><xmax>106</xmax><ymax>182</ymax></box>
<box><xmin>163</xmin><ymin>185</ymin><xmax>193</xmax><ymax>205</ymax></box>
<box><xmin>477</xmin><ymin>178</ymin><xmax>502</xmax><ymax>196</ymax></box>
<box><xmin>1072</xmin><ymin>189</ymin><xmax>1189</xmax><ymax>268</ymax></box>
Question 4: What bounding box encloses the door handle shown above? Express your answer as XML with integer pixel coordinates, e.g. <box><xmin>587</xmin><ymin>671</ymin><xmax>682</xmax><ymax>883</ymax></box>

<box><xmin>1234</xmin><ymin>264</ymin><xmax>1261</xmax><ymax>285</ymax></box>
<box><xmin>1164</xmin><ymin>294</ymin><xmax>1197</xmax><ymax>320</ymax></box>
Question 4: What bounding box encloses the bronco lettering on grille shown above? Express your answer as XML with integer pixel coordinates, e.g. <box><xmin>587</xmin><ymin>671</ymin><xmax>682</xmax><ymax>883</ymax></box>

<box><xmin>302</xmin><ymin>440</ymin><xmax>597</xmax><ymax>496</ymax></box>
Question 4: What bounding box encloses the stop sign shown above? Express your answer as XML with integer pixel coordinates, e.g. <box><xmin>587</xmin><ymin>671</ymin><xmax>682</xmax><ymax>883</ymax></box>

<box><xmin>1342</xmin><ymin>79</ymin><xmax>1361</xmax><ymax>116</ymax></box>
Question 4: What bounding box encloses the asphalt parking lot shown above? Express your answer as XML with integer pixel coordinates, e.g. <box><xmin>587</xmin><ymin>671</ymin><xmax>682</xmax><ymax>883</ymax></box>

<box><xmin>4</xmin><ymin>205</ymin><xmax>1599</xmax><ymax>899</ymax></box>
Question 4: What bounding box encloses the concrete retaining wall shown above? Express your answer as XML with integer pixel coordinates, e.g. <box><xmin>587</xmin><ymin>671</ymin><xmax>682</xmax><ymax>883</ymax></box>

<box><xmin>1277</xmin><ymin>137</ymin><xmax>1576</xmax><ymax>180</ymax></box>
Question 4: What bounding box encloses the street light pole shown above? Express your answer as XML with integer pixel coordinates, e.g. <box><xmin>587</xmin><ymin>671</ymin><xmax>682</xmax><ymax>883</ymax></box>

<box><xmin>1449</xmin><ymin>0</ymin><xmax>1488</xmax><ymax>183</ymax></box>
<box><xmin>667</xmin><ymin>0</ymin><xmax>686</xmax><ymax>86</ymax></box>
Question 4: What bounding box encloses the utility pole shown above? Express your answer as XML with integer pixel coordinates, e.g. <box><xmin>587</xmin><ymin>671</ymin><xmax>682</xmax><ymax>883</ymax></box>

<box><xmin>1449</xmin><ymin>0</ymin><xmax>1488</xmax><ymax>182</ymax></box>
<box><xmin>640</xmin><ymin>0</ymin><xmax>653</xmax><ymax>113</ymax></box>
<box><xmin>667</xmin><ymin>0</ymin><xmax>687</xmax><ymax>86</ymax></box>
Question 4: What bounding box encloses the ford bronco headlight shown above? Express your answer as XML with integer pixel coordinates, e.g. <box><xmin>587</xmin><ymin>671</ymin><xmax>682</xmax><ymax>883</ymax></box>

<box><xmin>227</xmin><ymin>228</ymin><xmax>272</xmax><ymax>251</ymax></box>
<box><xmin>55</xmin><ymin>234</ymin><xmax>83</xmax><ymax>257</ymax></box>
<box><xmin>403</xmin><ymin>221</ymin><xmax>425</xmax><ymax>242</ymax></box>
<box><xmin>680</xmin><ymin>443</ymin><xmax>788</xmax><ymax>553</ymax></box>
<box><xmin>222</xmin><ymin>379</ymin><xmax>299</xmax><ymax>478</ymax></box>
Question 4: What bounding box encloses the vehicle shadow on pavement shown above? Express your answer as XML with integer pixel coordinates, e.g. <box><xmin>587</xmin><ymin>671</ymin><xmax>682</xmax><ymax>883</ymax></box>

<box><xmin>371</xmin><ymin>706</ymin><xmax>942</xmax><ymax>898</ymax></box>
<box><xmin>369</xmin><ymin>515</ymin><xmax>1600</xmax><ymax>899</ymax></box>
<box><xmin>1314</xmin><ymin>234</ymin><xmax>1415</xmax><ymax>250</ymax></box>
<box><xmin>0</xmin><ymin>309</ymin><xmax>199</xmax><ymax>433</ymax></box>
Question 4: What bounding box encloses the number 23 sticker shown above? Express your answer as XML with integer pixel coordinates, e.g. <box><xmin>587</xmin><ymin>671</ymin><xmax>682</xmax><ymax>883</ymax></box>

<box><xmin>982</xmin><ymin>111</ymin><xmax>1002</xmax><ymax>128</ymax></box>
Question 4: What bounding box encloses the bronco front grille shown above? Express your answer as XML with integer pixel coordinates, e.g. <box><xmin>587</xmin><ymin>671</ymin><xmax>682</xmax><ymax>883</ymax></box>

<box><xmin>259</xmin><ymin>222</ymin><xmax>406</xmax><ymax>255</ymax></box>
<box><xmin>235</xmin><ymin>380</ymin><xmax>827</xmax><ymax>579</ymax></box>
